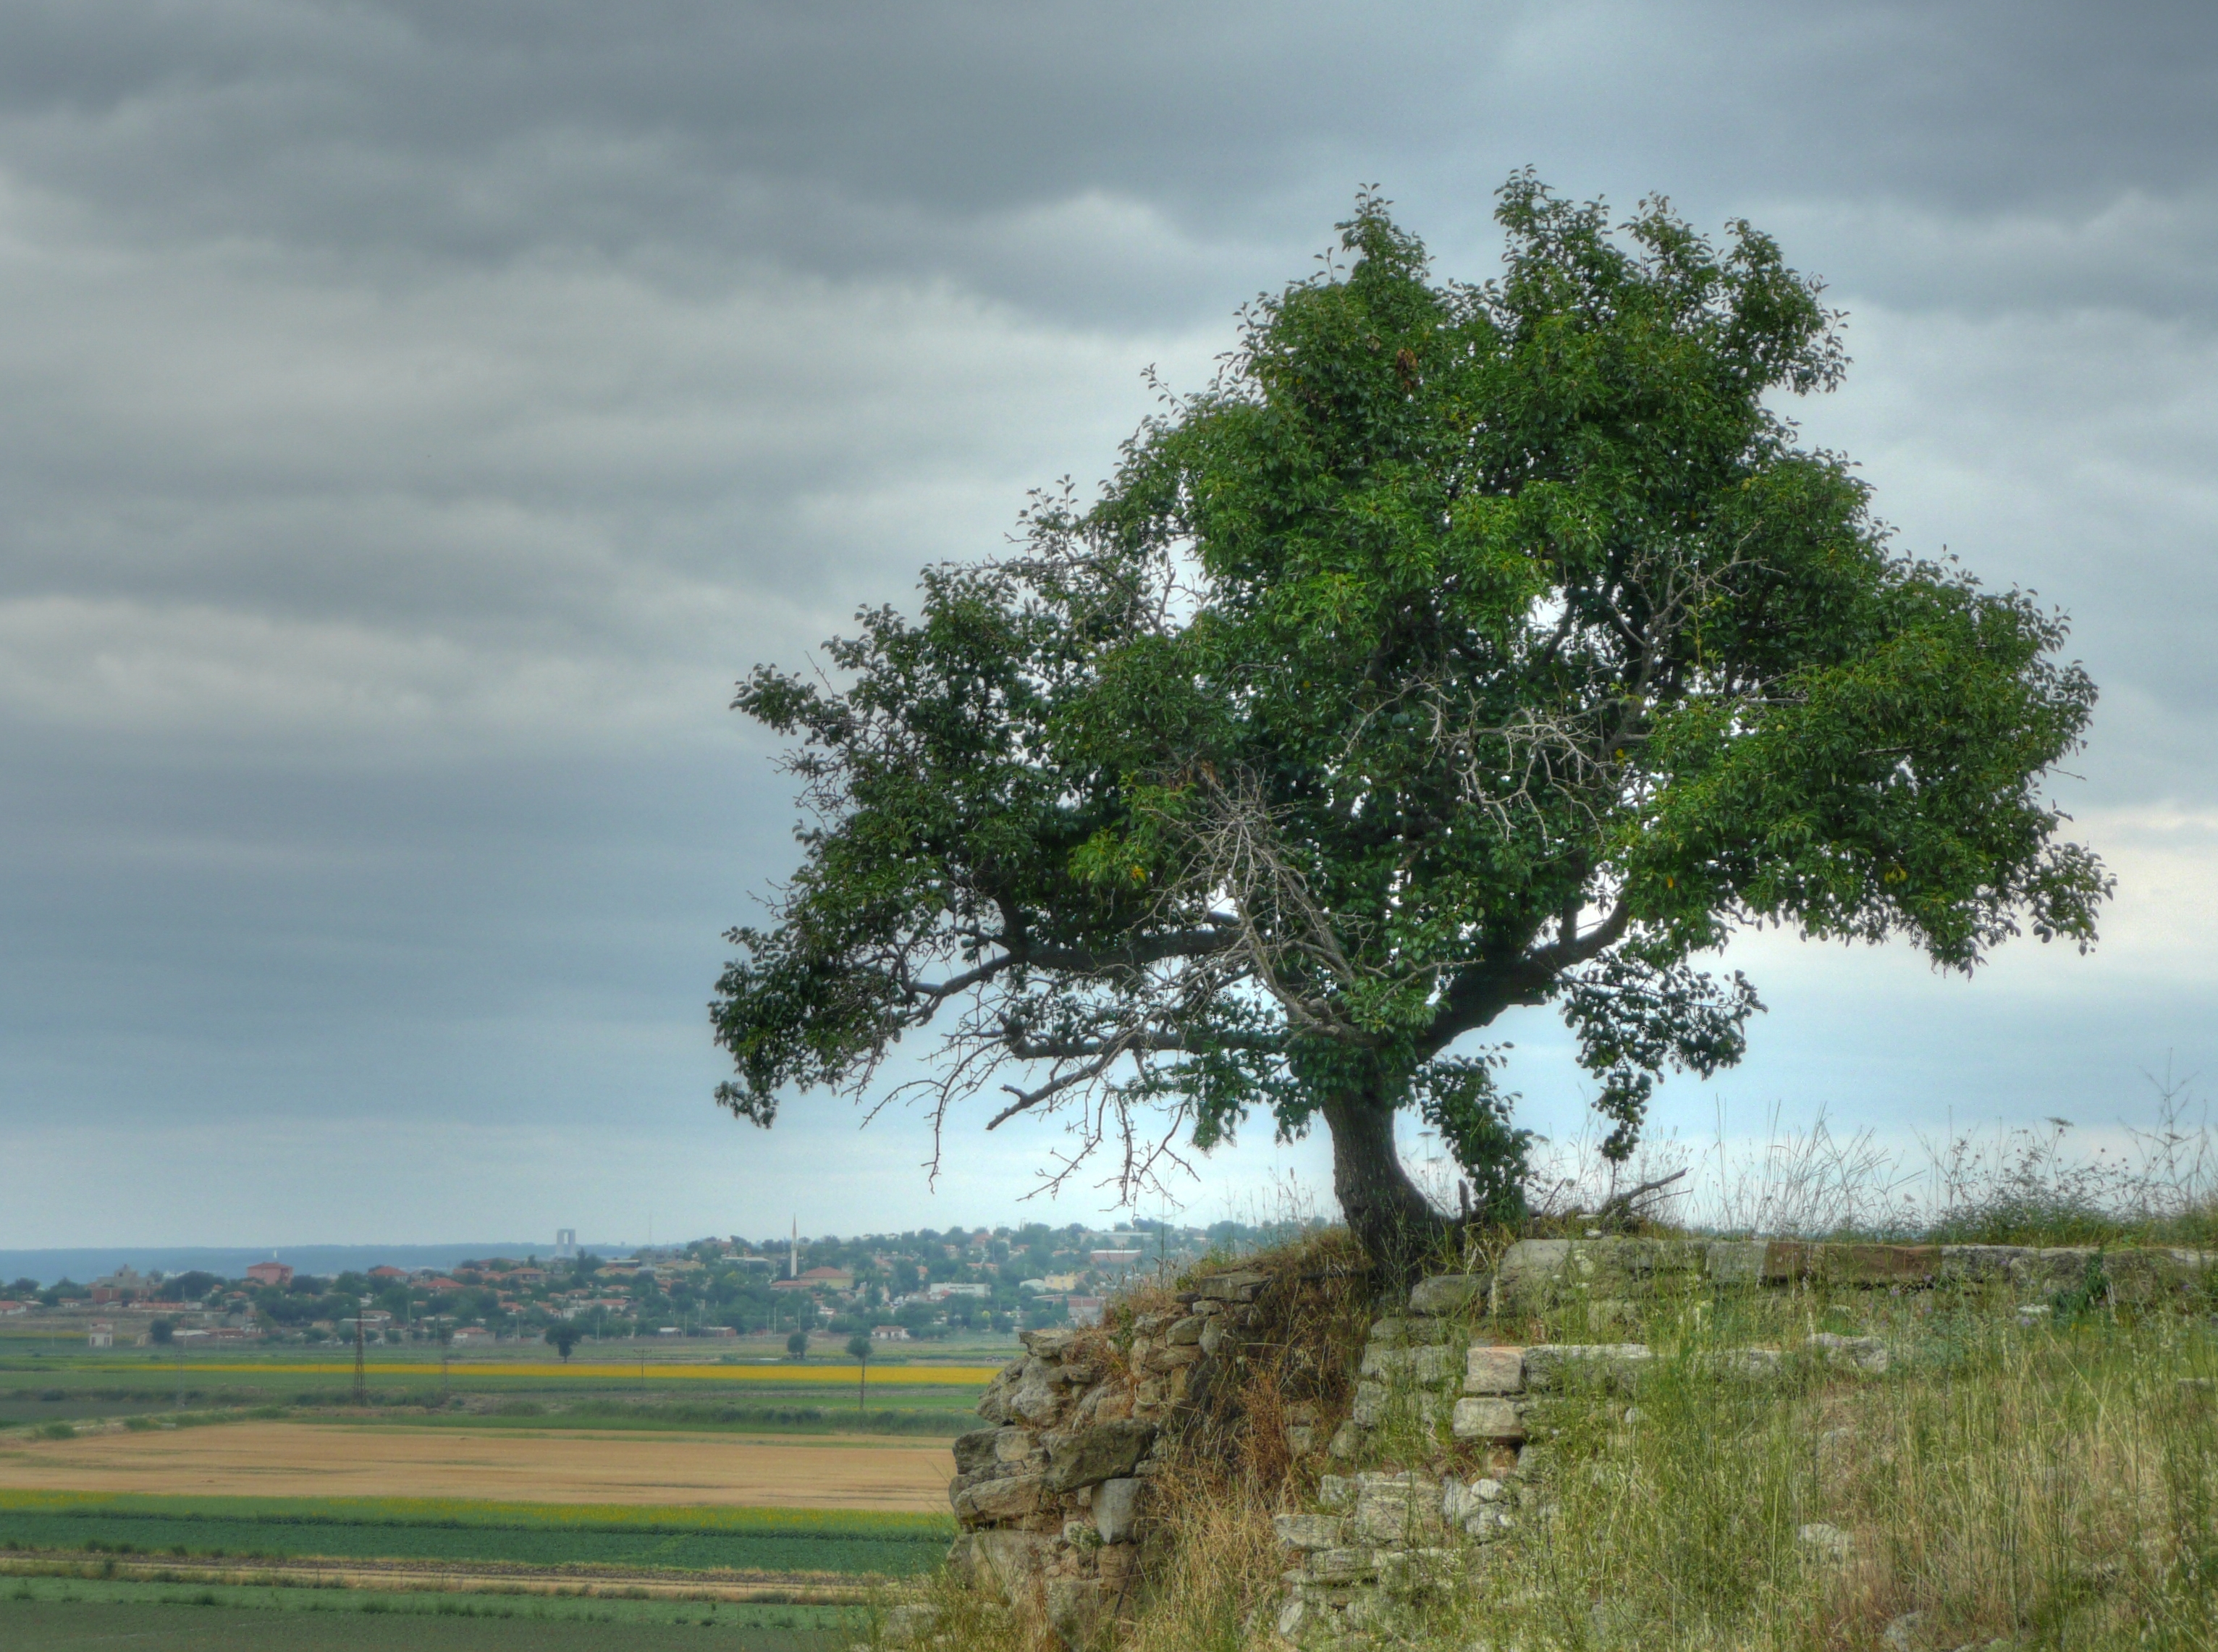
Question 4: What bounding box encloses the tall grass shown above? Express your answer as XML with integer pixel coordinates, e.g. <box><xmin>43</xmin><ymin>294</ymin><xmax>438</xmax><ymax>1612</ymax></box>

<box><xmin>1447</xmin><ymin>1304</ymin><xmax>2218</xmax><ymax>1651</ymax></box>
<box><xmin>1517</xmin><ymin>1065</ymin><xmax>2218</xmax><ymax>1249</ymax></box>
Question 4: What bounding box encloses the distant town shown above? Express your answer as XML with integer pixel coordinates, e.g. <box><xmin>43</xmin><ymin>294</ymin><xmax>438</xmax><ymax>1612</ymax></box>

<box><xmin>0</xmin><ymin>1221</ymin><xmax>1294</xmax><ymax>1350</ymax></box>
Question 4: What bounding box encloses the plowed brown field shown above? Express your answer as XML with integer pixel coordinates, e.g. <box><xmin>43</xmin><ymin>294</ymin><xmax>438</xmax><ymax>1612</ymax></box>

<box><xmin>0</xmin><ymin>1423</ymin><xmax>956</xmax><ymax>1512</ymax></box>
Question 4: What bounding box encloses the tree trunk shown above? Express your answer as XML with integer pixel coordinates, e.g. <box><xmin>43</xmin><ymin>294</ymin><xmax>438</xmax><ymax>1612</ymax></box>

<box><xmin>1320</xmin><ymin>1088</ymin><xmax>1451</xmax><ymax>1290</ymax></box>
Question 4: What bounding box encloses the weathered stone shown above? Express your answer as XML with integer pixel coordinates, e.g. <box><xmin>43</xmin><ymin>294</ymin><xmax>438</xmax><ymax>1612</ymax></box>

<box><xmin>1145</xmin><ymin>1341</ymin><xmax>1202</xmax><ymax>1373</ymax></box>
<box><xmin>1043</xmin><ymin>1577</ymin><xmax>1104</xmax><ymax>1649</ymax></box>
<box><xmin>1816</xmin><ymin>1244</ymin><xmax>1938</xmax><ymax>1285</ymax></box>
<box><xmin>1522</xmin><ymin>1343</ymin><xmax>1653</xmax><ymax>1391</ymax></box>
<box><xmin>1096</xmin><ymin>1541</ymin><xmax>1137</xmax><ymax>1583</ymax></box>
<box><xmin>2106</xmin><ymin>1248</ymin><xmax>2206</xmax><ymax>1305</ymax></box>
<box><xmin>1165</xmin><ymin>1315</ymin><xmax>1205</xmax><ymax>1345</ymax></box>
<box><xmin>1491</xmin><ymin>1239</ymin><xmax>1572</xmax><ymax>1310</ymax></box>
<box><xmin>1795</xmin><ymin>1521</ymin><xmax>1852</xmax><ymax>1561</ymax></box>
<box><xmin>1092</xmin><ymin>1476</ymin><xmax>1144</xmax><ymax>1543</ymax></box>
<box><xmin>1367</xmin><ymin>1315</ymin><xmax>1459</xmax><ymax>1348</ymax></box>
<box><xmin>1407</xmin><ymin>1272</ymin><xmax>1489</xmax><ymax>1316</ymax></box>
<box><xmin>953</xmin><ymin>1471</ymin><xmax>1046</xmax><ymax>1522</ymax></box>
<box><xmin>1376</xmin><ymin>1545</ymin><xmax>1465</xmax><ymax>1589</ymax></box>
<box><xmin>1704</xmin><ymin>1239</ymin><xmax>1771</xmax><ymax>1286</ymax></box>
<box><xmin>1021</xmin><ymin>1328</ymin><xmax>1078</xmax><ymax>1359</ymax></box>
<box><xmin>964</xmin><ymin>1529</ymin><xmax>1053</xmax><ymax>1593</ymax></box>
<box><xmin>1460</xmin><ymin>1506</ymin><xmax>1513</xmax><ymax>1542</ymax></box>
<box><xmin>1719</xmin><ymin>1347</ymin><xmax>1782</xmax><ymax>1377</ymax></box>
<box><xmin>1940</xmin><ymin>1244</ymin><xmax>2027</xmax><ymax>1282</ymax></box>
<box><xmin>2011</xmin><ymin>1247</ymin><xmax>2098</xmax><ymax>1291</ymax></box>
<box><xmin>1325</xmin><ymin>1420</ymin><xmax>1363</xmax><ymax>1458</ymax></box>
<box><xmin>1440</xmin><ymin>1479</ymin><xmax>1488</xmax><ymax>1524</ymax></box>
<box><xmin>1464</xmin><ymin>1345</ymin><xmax>1525</xmax><ymax>1394</ymax></box>
<box><xmin>952</xmin><ymin>1427</ymin><xmax>1003</xmax><ymax>1475</ymax></box>
<box><xmin>1273</xmin><ymin>1513</ymin><xmax>1347</xmax><ymax>1550</ymax></box>
<box><xmin>1198</xmin><ymin>1317</ymin><xmax>1229</xmax><ymax>1356</ymax></box>
<box><xmin>1006</xmin><ymin>1371</ymin><xmax>1062</xmax><ymax>1426</ymax></box>
<box><xmin>1808</xmin><ymin>1332</ymin><xmax>1889</xmax><ymax>1373</ymax></box>
<box><xmin>1359</xmin><ymin>1343</ymin><xmax>1460</xmax><ymax>1385</ymax></box>
<box><xmin>1306</xmin><ymin>1546</ymin><xmax>1380</xmax><ymax>1583</ymax></box>
<box><xmin>1451</xmin><ymin>1397</ymin><xmax>1525</xmax><ymax>1443</ymax></box>
<box><xmin>1047</xmin><ymin>1420</ymin><xmax>1159</xmax><ymax>1491</ymax></box>
<box><xmin>1274</xmin><ymin>1591</ymin><xmax>1313</xmax><ymax>1640</ymax></box>
<box><xmin>1194</xmin><ymin>1268</ymin><xmax>1270</xmax><ymax>1302</ymax></box>
<box><xmin>1350</xmin><ymin>1380</ymin><xmax>1390</xmax><ymax>1428</ymax></box>
<box><xmin>1350</xmin><ymin>1472</ymin><xmax>1445</xmax><ymax>1544</ymax></box>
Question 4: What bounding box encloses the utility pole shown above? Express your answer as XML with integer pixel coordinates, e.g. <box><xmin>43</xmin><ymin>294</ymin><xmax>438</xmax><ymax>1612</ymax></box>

<box><xmin>353</xmin><ymin>1308</ymin><xmax>368</xmax><ymax>1408</ymax></box>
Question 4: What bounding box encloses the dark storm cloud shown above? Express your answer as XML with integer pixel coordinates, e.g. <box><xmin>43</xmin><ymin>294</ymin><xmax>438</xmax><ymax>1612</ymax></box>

<box><xmin>4</xmin><ymin>1</ymin><xmax>2214</xmax><ymax>317</ymax></box>
<box><xmin>1</xmin><ymin>0</ymin><xmax>2213</xmax><ymax>1242</ymax></box>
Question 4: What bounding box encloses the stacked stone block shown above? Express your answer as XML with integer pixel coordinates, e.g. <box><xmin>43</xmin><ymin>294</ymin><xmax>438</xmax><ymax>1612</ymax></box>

<box><xmin>944</xmin><ymin>1267</ymin><xmax>1275</xmax><ymax>1645</ymax></box>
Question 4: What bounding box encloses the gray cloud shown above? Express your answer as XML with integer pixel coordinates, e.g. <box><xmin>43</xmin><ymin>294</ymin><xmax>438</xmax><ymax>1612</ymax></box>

<box><xmin>1</xmin><ymin>0</ymin><xmax>2214</xmax><ymax>1244</ymax></box>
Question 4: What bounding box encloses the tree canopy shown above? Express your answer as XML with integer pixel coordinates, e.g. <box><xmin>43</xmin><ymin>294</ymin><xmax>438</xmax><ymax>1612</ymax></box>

<box><xmin>712</xmin><ymin>177</ymin><xmax>2108</xmax><ymax>1269</ymax></box>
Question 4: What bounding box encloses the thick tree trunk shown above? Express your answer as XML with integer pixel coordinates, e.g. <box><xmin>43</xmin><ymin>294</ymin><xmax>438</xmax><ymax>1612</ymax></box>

<box><xmin>1320</xmin><ymin>1088</ymin><xmax>1451</xmax><ymax>1291</ymax></box>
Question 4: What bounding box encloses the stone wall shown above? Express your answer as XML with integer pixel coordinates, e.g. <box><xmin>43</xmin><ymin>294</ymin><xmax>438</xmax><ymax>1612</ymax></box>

<box><xmin>932</xmin><ymin>1236</ymin><xmax>2211</xmax><ymax>1648</ymax></box>
<box><xmin>1275</xmin><ymin>1236</ymin><xmax>2214</xmax><ymax>1645</ymax></box>
<box><xmin>944</xmin><ymin>1266</ymin><xmax>1278</xmax><ymax>1645</ymax></box>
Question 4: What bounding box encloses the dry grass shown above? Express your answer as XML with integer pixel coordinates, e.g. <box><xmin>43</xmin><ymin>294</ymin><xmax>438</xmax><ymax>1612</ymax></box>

<box><xmin>1443</xmin><ymin>1294</ymin><xmax>2218</xmax><ymax>1652</ymax></box>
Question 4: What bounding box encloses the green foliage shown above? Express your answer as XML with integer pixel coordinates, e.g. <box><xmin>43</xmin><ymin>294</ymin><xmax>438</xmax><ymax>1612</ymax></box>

<box><xmin>713</xmin><ymin>177</ymin><xmax>2107</xmax><ymax>1241</ymax></box>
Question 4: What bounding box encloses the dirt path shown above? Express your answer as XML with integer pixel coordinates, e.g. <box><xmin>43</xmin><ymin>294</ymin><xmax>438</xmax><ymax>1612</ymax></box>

<box><xmin>0</xmin><ymin>1422</ymin><xmax>956</xmax><ymax>1512</ymax></box>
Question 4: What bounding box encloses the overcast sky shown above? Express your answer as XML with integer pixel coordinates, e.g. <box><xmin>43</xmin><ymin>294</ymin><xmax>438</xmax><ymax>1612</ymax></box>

<box><xmin>3</xmin><ymin>0</ymin><xmax>2214</xmax><ymax>1249</ymax></box>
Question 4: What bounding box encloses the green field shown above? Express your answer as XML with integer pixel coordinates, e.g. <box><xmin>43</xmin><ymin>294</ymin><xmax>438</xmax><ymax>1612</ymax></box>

<box><xmin>0</xmin><ymin>1338</ymin><xmax>997</xmax><ymax>1436</ymax></box>
<box><xmin>0</xmin><ymin>1491</ymin><xmax>954</xmax><ymax>1577</ymax></box>
<box><xmin>1</xmin><ymin>1575</ymin><xmax>854</xmax><ymax>1649</ymax></box>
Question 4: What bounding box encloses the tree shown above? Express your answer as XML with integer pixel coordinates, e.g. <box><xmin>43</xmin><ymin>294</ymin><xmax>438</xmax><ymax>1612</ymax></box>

<box><xmin>846</xmin><ymin>1331</ymin><xmax>873</xmax><ymax>1411</ymax></box>
<box><xmin>148</xmin><ymin>1319</ymin><xmax>174</xmax><ymax>1345</ymax></box>
<box><xmin>545</xmin><ymin>1324</ymin><xmax>582</xmax><ymax>1362</ymax></box>
<box><xmin>786</xmin><ymin>1328</ymin><xmax>809</xmax><ymax>1360</ymax></box>
<box><xmin>712</xmin><ymin>177</ymin><xmax>2109</xmax><ymax>1275</ymax></box>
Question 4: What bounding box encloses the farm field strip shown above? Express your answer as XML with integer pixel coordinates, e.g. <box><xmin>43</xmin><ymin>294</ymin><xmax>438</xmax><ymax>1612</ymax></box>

<box><xmin>46</xmin><ymin>1361</ymin><xmax>1006</xmax><ymax>1385</ymax></box>
<box><xmin>0</xmin><ymin>1490</ymin><xmax>953</xmax><ymax>1580</ymax></box>
<box><xmin>0</xmin><ymin>1421</ymin><xmax>958</xmax><ymax>1511</ymax></box>
<box><xmin>0</xmin><ymin>1577</ymin><xmax>856</xmax><ymax>1651</ymax></box>
<box><xmin>0</xmin><ymin>1551</ymin><xmax>884</xmax><ymax>1601</ymax></box>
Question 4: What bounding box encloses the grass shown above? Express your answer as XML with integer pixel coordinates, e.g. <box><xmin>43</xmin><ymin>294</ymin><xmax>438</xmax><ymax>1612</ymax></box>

<box><xmin>0</xmin><ymin>1491</ymin><xmax>956</xmax><ymax>1577</ymax></box>
<box><xmin>1423</xmin><ymin>1298</ymin><xmax>2218</xmax><ymax>1651</ymax></box>
<box><xmin>0</xmin><ymin>1575</ymin><xmax>855</xmax><ymax>1648</ymax></box>
<box><xmin>0</xmin><ymin>1361</ymin><xmax>992</xmax><ymax>1436</ymax></box>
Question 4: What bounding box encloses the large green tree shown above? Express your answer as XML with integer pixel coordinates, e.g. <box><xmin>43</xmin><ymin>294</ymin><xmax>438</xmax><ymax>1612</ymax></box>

<box><xmin>712</xmin><ymin>179</ymin><xmax>2108</xmax><ymax>1271</ymax></box>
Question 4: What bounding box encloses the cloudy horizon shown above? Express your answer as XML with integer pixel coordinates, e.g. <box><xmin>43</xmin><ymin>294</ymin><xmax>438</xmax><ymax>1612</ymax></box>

<box><xmin>4</xmin><ymin>0</ymin><xmax>2215</xmax><ymax>1247</ymax></box>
